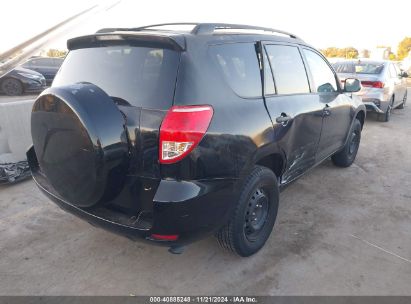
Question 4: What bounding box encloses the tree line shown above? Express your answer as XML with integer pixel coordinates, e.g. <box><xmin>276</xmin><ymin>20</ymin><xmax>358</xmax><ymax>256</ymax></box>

<box><xmin>320</xmin><ymin>37</ymin><xmax>411</xmax><ymax>60</ymax></box>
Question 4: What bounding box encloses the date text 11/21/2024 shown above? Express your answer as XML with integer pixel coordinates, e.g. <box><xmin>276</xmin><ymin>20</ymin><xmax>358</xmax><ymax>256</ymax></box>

<box><xmin>149</xmin><ymin>296</ymin><xmax>258</xmax><ymax>303</ymax></box>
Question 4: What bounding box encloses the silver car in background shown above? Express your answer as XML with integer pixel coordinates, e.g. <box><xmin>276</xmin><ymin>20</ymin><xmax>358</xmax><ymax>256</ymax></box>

<box><xmin>333</xmin><ymin>59</ymin><xmax>408</xmax><ymax>122</ymax></box>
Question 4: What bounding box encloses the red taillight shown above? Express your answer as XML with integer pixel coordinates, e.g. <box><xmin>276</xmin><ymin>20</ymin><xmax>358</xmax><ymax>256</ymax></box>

<box><xmin>159</xmin><ymin>105</ymin><xmax>213</xmax><ymax>164</ymax></box>
<box><xmin>361</xmin><ymin>81</ymin><xmax>384</xmax><ymax>88</ymax></box>
<box><xmin>150</xmin><ymin>234</ymin><xmax>179</xmax><ymax>241</ymax></box>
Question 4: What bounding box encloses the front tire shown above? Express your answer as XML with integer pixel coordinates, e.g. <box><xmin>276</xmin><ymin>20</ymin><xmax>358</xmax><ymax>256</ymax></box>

<box><xmin>1</xmin><ymin>78</ymin><xmax>23</xmax><ymax>96</ymax></box>
<box><xmin>331</xmin><ymin>118</ymin><xmax>362</xmax><ymax>168</ymax></box>
<box><xmin>216</xmin><ymin>166</ymin><xmax>279</xmax><ymax>257</ymax></box>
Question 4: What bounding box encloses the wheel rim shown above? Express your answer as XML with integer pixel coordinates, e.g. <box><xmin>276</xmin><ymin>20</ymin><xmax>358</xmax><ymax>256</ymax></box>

<box><xmin>349</xmin><ymin>130</ymin><xmax>360</xmax><ymax>156</ymax></box>
<box><xmin>3</xmin><ymin>80</ymin><xmax>21</xmax><ymax>95</ymax></box>
<box><xmin>244</xmin><ymin>187</ymin><xmax>269</xmax><ymax>242</ymax></box>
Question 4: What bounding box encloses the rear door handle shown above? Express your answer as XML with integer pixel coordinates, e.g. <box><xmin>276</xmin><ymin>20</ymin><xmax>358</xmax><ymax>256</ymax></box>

<box><xmin>276</xmin><ymin>113</ymin><xmax>292</xmax><ymax>124</ymax></box>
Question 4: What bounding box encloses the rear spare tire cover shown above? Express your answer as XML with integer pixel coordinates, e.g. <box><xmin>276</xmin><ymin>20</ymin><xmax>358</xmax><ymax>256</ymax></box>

<box><xmin>31</xmin><ymin>83</ymin><xmax>129</xmax><ymax>208</ymax></box>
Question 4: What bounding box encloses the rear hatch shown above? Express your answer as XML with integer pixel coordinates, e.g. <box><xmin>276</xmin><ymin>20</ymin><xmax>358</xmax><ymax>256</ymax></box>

<box><xmin>29</xmin><ymin>33</ymin><xmax>182</xmax><ymax>227</ymax></box>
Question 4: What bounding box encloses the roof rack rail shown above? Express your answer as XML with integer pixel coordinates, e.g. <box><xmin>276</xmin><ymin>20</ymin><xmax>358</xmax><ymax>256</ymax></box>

<box><xmin>191</xmin><ymin>23</ymin><xmax>300</xmax><ymax>39</ymax></box>
<box><xmin>96</xmin><ymin>23</ymin><xmax>300</xmax><ymax>39</ymax></box>
<box><xmin>132</xmin><ymin>23</ymin><xmax>200</xmax><ymax>31</ymax></box>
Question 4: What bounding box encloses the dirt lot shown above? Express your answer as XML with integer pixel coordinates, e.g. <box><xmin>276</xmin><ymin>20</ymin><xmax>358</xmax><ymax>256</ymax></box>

<box><xmin>1</xmin><ymin>89</ymin><xmax>410</xmax><ymax>295</ymax></box>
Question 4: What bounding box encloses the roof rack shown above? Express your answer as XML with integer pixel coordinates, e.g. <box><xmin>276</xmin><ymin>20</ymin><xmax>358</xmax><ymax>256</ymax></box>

<box><xmin>96</xmin><ymin>23</ymin><xmax>300</xmax><ymax>39</ymax></box>
<box><xmin>191</xmin><ymin>23</ymin><xmax>300</xmax><ymax>39</ymax></box>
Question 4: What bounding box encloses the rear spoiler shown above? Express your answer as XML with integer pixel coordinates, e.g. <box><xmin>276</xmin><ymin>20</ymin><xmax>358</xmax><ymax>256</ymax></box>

<box><xmin>67</xmin><ymin>32</ymin><xmax>186</xmax><ymax>51</ymax></box>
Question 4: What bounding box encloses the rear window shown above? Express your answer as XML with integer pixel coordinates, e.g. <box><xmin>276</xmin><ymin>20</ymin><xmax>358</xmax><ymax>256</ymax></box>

<box><xmin>334</xmin><ymin>61</ymin><xmax>384</xmax><ymax>75</ymax></box>
<box><xmin>354</xmin><ymin>62</ymin><xmax>385</xmax><ymax>74</ymax></box>
<box><xmin>209</xmin><ymin>43</ymin><xmax>262</xmax><ymax>98</ymax></box>
<box><xmin>53</xmin><ymin>46</ymin><xmax>180</xmax><ymax>108</ymax></box>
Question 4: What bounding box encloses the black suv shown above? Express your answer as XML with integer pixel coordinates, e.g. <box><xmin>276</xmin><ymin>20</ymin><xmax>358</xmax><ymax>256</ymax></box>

<box><xmin>28</xmin><ymin>23</ymin><xmax>365</xmax><ymax>257</ymax></box>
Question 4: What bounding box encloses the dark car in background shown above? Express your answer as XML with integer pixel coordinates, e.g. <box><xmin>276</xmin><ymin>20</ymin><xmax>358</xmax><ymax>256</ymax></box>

<box><xmin>21</xmin><ymin>57</ymin><xmax>64</xmax><ymax>85</ymax></box>
<box><xmin>333</xmin><ymin>59</ymin><xmax>408</xmax><ymax>122</ymax></box>
<box><xmin>28</xmin><ymin>23</ymin><xmax>365</xmax><ymax>257</ymax></box>
<box><xmin>0</xmin><ymin>67</ymin><xmax>46</xmax><ymax>96</ymax></box>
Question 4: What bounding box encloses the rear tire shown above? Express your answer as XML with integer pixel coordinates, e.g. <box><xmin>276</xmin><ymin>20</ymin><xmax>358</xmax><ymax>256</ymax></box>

<box><xmin>397</xmin><ymin>91</ymin><xmax>407</xmax><ymax>109</ymax></box>
<box><xmin>1</xmin><ymin>78</ymin><xmax>23</xmax><ymax>96</ymax></box>
<box><xmin>378</xmin><ymin>96</ymin><xmax>394</xmax><ymax>122</ymax></box>
<box><xmin>331</xmin><ymin>119</ymin><xmax>362</xmax><ymax>168</ymax></box>
<box><xmin>216</xmin><ymin>166</ymin><xmax>279</xmax><ymax>257</ymax></box>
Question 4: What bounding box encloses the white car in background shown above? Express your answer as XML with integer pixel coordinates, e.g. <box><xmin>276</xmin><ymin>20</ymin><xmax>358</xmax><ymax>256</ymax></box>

<box><xmin>333</xmin><ymin>59</ymin><xmax>408</xmax><ymax>122</ymax></box>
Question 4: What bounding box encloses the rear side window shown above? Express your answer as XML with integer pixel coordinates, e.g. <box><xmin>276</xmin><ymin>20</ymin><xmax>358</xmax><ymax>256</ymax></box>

<box><xmin>53</xmin><ymin>46</ymin><xmax>180</xmax><ymax>109</ymax></box>
<box><xmin>265</xmin><ymin>45</ymin><xmax>310</xmax><ymax>95</ymax></box>
<box><xmin>394</xmin><ymin>64</ymin><xmax>401</xmax><ymax>76</ymax></box>
<box><xmin>263</xmin><ymin>50</ymin><xmax>275</xmax><ymax>95</ymax></box>
<box><xmin>303</xmin><ymin>49</ymin><xmax>338</xmax><ymax>93</ymax></box>
<box><xmin>209</xmin><ymin>43</ymin><xmax>262</xmax><ymax>98</ymax></box>
<box><xmin>389</xmin><ymin>64</ymin><xmax>397</xmax><ymax>78</ymax></box>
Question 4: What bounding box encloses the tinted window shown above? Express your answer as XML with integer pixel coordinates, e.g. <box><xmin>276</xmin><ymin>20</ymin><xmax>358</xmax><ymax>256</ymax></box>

<box><xmin>263</xmin><ymin>49</ymin><xmax>275</xmax><ymax>95</ymax></box>
<box><xmin>265</xmin><ymin>45</ymin><xmax>309</xmax><ymax>95</ymax></box>
<box><xmin>209</xmin><ymin>43</ymin><xmax>262</xmax><ymax>98</ymax></box>
<box><xmin>303</xmin><ymin>49</ymin><xmax>337</xmax><ymax>93</ymax></box>
<box><xmin>53</xmin><ymin>46</ymin><xmax>180</xmax><ymax>108</ymax></box>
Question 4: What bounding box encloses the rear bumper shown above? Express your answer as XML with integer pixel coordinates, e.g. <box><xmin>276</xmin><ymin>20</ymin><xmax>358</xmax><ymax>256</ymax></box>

<box><xmin>363</xmin><ymin>100</ymin><xmax>384</xmax><ymax>114</ymax></box>
<box><xmin>357</xmin><ymin>90</ymin><xmax>389</xmax><ymax>113</ymax></box>
<box><xmin>28</xmin><ymin>147</ymin><xmax>238</xmax><ymax>246</ymax></box>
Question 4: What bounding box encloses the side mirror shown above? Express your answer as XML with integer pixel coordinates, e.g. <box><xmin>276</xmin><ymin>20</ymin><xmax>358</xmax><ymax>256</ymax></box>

<box><xmin>344</xmin><ymin>78</ymin><xmax>361</xmax><ymax>93</ymax></box>
<box><xmin>400</xmin><ymin>71</ymin><xmax>409</xmax><ymax>78</ymax></box>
